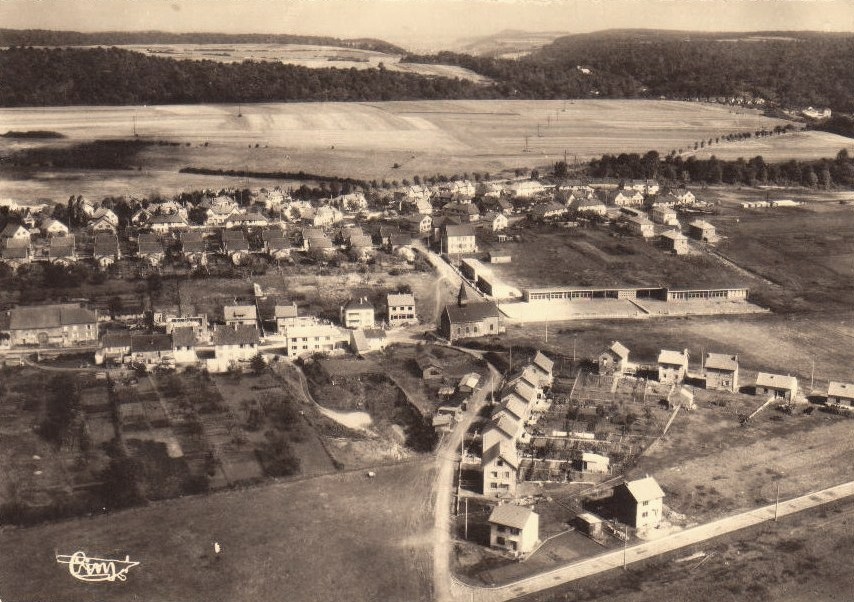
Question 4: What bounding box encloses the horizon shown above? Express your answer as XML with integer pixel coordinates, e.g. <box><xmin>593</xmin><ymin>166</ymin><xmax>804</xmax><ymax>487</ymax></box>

<box><xmin>2</xmin><ymin>0</ymin><xmax>854</xmax><ymax>52</ymax></box>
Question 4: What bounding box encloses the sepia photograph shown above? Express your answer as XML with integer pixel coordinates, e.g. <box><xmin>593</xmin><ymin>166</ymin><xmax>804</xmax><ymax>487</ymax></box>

<box><xmin>0</xmin><ymin>0</ymin><xmax>853</xmax><ymax>600</ymax></box>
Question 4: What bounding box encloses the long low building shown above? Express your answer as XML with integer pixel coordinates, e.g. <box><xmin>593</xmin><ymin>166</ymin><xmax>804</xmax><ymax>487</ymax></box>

<box><xmin>523</xmin><ymin>286</ymin><xmax>748</xmax><ymax>303</ymax></box>
<box><xmin>460</xmin><ymin>258</ymin><xmax>520</xmax><ymax>300</ymax></box>
<box><xmin>2</xmin><ymin>303</ymin><xmax>99</xmax><ymax>347</ymax></box>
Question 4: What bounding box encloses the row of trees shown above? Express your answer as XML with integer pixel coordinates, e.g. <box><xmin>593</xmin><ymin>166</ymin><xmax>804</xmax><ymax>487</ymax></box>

<box><xmin>588</xmin><ymin>149</ymin><xmax>854</xmax><ymax>188</ymax></box>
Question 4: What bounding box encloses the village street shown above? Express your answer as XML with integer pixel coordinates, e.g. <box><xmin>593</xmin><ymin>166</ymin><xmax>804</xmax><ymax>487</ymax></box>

<box><xmin>445</xmin><ymin>480</ymin><xmax>854</xmax><ymax>602</ymax></box>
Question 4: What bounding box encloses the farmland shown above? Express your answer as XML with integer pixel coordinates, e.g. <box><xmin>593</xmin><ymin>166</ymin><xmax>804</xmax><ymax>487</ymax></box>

<box><xmin>690</xmin><ymin>129</ymin><xmax>854</xmax><ymax>161</ymax></box>
<box><xmin>0</xmin><ymin>100</ymin><xmax>798</xmax><ymax>200</ymax></box>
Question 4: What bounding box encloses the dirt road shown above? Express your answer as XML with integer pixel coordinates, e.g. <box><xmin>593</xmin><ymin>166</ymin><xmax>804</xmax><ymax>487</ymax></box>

<box><xmin>449</xmin><ymin>480</ymin><xmax>854</xmax><ymax>601</ymax></box>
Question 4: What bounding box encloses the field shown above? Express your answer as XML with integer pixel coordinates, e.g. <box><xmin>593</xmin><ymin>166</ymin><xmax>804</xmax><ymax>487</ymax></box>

<box><xmin>117</xmin><ymin>43</ymin><xmax>492</xmax><ymax>83</ymax></box>
<box><xmin>690</xmin><ymin>129</ymin><xmax>854</xmax><ymax>161</ymax></box>
<box><xmin>0</xmin><ymin>100</ymin><xmax>797</xmax><ymax>201</ymax></box>
<box><xmin>0</xmin><ymin>460</ymin><xmax>436</xmax><ymax>602</ymax></box>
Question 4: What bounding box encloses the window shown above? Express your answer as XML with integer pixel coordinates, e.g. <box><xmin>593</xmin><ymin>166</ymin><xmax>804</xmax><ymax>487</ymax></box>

<box><xmin>490</xmin><ymin>483</ymin><xmax>497</xmax><ymax>489</ymax></box>
<box><xmin>496</xmin><ymin>536</ymin><xmax>505</xmax><ymax>545</ymax></box>
<box><xmin>642</xmin><ymin>500</ymin><xmax>649</xmax><ymax>506</ymax></box>
<box><xmin>503</xmin><ymin>472</ymin><xmax>510</xmax><ymax>478</ymax></box>
<box><xmin>642</xmin><ymin>511</ymin><xmax>648</xmax><ymax>518</ymax></box>
<box><xmin>491</xmin><ymin>471</ymin><xmax>498</xmax><ymax>478</ymax></box>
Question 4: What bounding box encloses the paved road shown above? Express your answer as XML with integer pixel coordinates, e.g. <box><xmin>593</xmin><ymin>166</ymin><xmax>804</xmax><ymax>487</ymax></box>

<box><xmin>433</xmin><ymin>357</ymin><xmax>501</xmax><ymax>601</ymax></box>
<box><xmin>446</xmin><ymin>480</ymin><xmax>854</xmax><ymax>602</ymax></box>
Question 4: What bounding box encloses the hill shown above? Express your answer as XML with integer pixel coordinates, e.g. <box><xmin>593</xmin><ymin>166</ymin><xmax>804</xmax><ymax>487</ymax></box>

<box><xmin>451</xmin><ymin>29</ymin><xmax>569</xmax><ymax>58</ymax></box>
<box><xmin>0</xmin><ymin>28</ymin><xmax>406</xmax><ymax>55</ymax></box>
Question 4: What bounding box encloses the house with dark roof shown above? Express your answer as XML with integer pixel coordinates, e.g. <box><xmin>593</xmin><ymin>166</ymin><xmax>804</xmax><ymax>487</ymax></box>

<box><xmin>415</xmin><ymin>354</ymin><xmax>442</xmax><ymax>380</ymax></box>
<box><xmin>488</xmin><ymin>504</ymin><xmax>539</xmax><ymax>555</ymax></box>
<box><xmin>482</xmin><ymin>441</ymin><xmax>520</xmax><ymax>498</ymax></box>
<box><xmin>1</xmin><ymin>243</ymin><xmax>30</xmax><ymax>269</ymax></box>
<box><xmin>440</xmin><ymin>223</ymin><xmax>477</xmax><ymax>255</ymax></box>
<box><xmin>224</xmin><ymin>305</ymin><xmax>257</xmax><ymax>328</ymax></box>
<box><xmin>341</xmin><ymin>297</ymin><xmax>375</xmax><ymax>329</ymax></box>
<box><xmin>129</xmin><ymin>333</ymin><xmax>175</xmax><ymax>367</ymax></box>
<box><xmin>6</xmin><ymin>303</ymin><xmax>98</xmax><ymax>347</ymax></box>
<box><xmin>137</xmin><ymin>233</ymin><xmax>165</xmax><ymax>265</ymax></box>
<box><xmin>97</xmin><ymin>331</ymin><xmax>133</xmax><ymax>363</ymax></box>
<box><xmin>211</xmin><ymin>325</ymin><xmax>260</xmax><ymax>367</ymax></box>
<box><xmin>613</xmin><ymin>476</ymin><xmax>665</xmax><ymax>529</ymax></box>
<box><xmin>440</xmin><ymin>284</ymin><xmax>503</xmax><ymax>342</ymax></box>
<box><xmin>171</xmin><ymin>326</ymin><xmax>198</xmax><ymax>364</ymax></box>
<box><xmin>659</xmin><ymin>230</ymin><xmax>689</xmax><ymax>255</ymax></box>
<box><xmin>703</xmin><ymin>353</ymin><xmax>739</xmax><ymax>392</ymax></box>
<box><xmin>443</xmin><ymin>201</ymin><xmax>480</xmax><ymax>223</ymax></box>
<box><xmin>180</xmin><ymin>231</ymin><xmax>207</xmax><ymax>265</ymax></box>
<box><xmin>93</xmin><ymin>233</ymin><xmax>120</xmax><ymax>268</ymax></box>
<box><xmin>49</xmin><ymin>235</ymin><xmax>77</xmax><ymax>264</ymax></box>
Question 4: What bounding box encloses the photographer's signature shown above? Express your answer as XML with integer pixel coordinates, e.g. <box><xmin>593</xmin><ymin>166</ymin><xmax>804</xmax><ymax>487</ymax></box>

<box><xmin>56</xmin><ymin>551</ymin><xmax>140</xmax><ymax>582</ymax></box>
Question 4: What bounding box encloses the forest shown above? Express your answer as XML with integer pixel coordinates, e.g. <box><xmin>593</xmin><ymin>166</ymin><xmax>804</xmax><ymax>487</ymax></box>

<box><xmin>585</xmin><ymin>149</ymin><xmax>854</xmax><ymax>188</ymax></box>
<box><xmin>0</xmin><ymin>46</ymin><xmax>492</xmax><ymax>106</ymax></box>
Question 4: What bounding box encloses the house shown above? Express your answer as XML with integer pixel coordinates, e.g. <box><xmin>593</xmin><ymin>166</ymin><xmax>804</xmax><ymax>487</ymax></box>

<box><xmin>0</xmin><ymin>223</ymin><xmax>30</xmax><ymax>243</ymax></box>
<box><xmin>40</xmin><ymin>218</ymin><xmax>70</xmax><ymax>237</ymax></box>
<box><xmin>347</xmin><ymin>233</ymin><xmax>375</xmax><ymax>261</ymax></box>
<box><xmin>599</xmin><ymin>341</ymin><xmax>630</xmax><ymax>375</ymax></box>
<box><xmin>129</xmin><ymin>333</ymin><xmax>175</xmax><ymax>368</ymax></box>
<box><xmin>225</xmin><ymin>211</ymin><xmax>269</xmax><ymax>229</ymax></box>
<box><xmin>264</xmin><ymin>235</ymin><xmax>292</xmax><ymax>260</ymax></box>
<box><xmin>137</xmin><ymin>233</ymin><xmax>165</xmax><ymax>265</ymax></box>
<box><xmin>205</xmin><ymin>204</ymin><xmax>239</xmax><ymax>227</ymax></box>
<box><xmin>6</xmin><ymin>303</ymin><xmax>98</xmax><ymax>347</ymax></box>
<box><xmin>571</xmin><ymin>197</ymin><xmax>607</xmax><ymax>216</ymax></box>
<box><xmin>130</xmin><ymin>208</ymin><xmax>152</xmax><ymax>227</ymax></box>
<box><xmin>625</xmin><ymin>215</ymin><xmax>655</xmax><ymax>238</ymax></box>
<box><xmin>529</xmin><ymin>201</ymin><xmax>567</xmax><ymax>221</ymax></box>
<box><xmin>415</xmin><ymin>354</ymin><xmax>443</xmax><ymax>380</ymax></box>
<box><xmin>404</xmin><ymin>213</ymin><xmax>433</xmax><ymax>234</ymax></box>
<box><xmin>659</xmin><ymin>230</ymin><xmax>689</xmax><ymax>255</ymax></box>
<box><xmin>443</xmin><ymin>201</ymin><xmax>480</xmax><ymax>223</ymax></box>
<box><xmin>493</xmin><ymin>395</ymin><xmax>530</xmax><ymax>425</ymax></box>
<box><xmin>576</xmin><ymin>452</ymin><xmax>610</xmax><ymax>474</ymax></box>
<box><xmin>530</xmin><ymin>351</ymin><xmax>555</xmax><ymax>387</ymax></box>
<box><xmin>438</xmin><ymin>180</ymin><xmax>476</xmax><ymax>201</ymax></box>
<box><xmin>651</xmin><ymin>206</ymin><xmax>679</xmax><ymax>226</ymax></box>
<box><xmin>180</xmin><ymin>231</ymin><xmax>207</xmax><ymax>265</ymax></box>
<box><xmin>755</xmin><ymin>372</ymin><xmax>798</xmax><ymax>400</ymax></box>
<box><xmin>703</xmin><ymin>353</ymin><xmax>739</xmax><ymax>393</ymax></box>
<box><xmin>671</xmin><ymin>190</ymin><xmax>697</xmax><ymax>205</ymax></box>
<box><xmin>658</xmin><ymin>349</ymin><xmax>689</xmax><ymax>384</ymax></box>
<box><xmin>49</xmin><ymin>235</ymin><xmax>77</xmax><ymax>264</ymax></box>
<box><xmin>305</xmin><ymin>235</ymin><xmax>337</xmax><ymax>259</ymax></box>
<box><xmin>604</xmin><ymin>189</ymin><xmax>644</xmax><ymax>207</ymax></box>
<box><xmin>97</xmin><ymin>331</ymin><xmax>133</xmax><ymax>364</ymax></box>
<box><xmin>387</xmin><ymin>292</ymin><xmax>417</xmax><ymax>327</ymax></box>
<box><xmin>221</xmin><ymin>230</ymin><xmax>250</xmax><ymax>264</ymax></box>
<box><xmin>440</xmin><ymin>284</ymin><xmax>503</xmax><ymax>342</ymax></box>
<box><xmin>224</xmin><ymin>305</ymin><xmax>258</xmax><ymax>328</ymax></box>
<box><xmin>506</xmin><ymin>180</ymin><xmax>546</xmax><ymax>199</ymax></box>
<box><xmin>312</xmin><ymin>206</ymin><xmax>343</xmax><ymax>227</ymax></box>
<box><xmin>394</xmin><ymin>184</ymin><xmax>432</xmax><ymax>207</ymax></box>
<box><xmin>275</xmin><ymin>304</ymin><xmax>316</xmax><ymax>331</ymax></box>
<box><xmin>386</xmin><ymin>233</ymin><xmax>412</xmax><ymax>253</ymax></box>
<box><xmin>440</xmin><ymin>223</ymin><xmax>477</xmax><ymax>255</ymax></box>
<box><xmin>479</xmin><ymin>196</ymin><xmax>513</xmax><ymax>215</ymax></box>
<box><xmin>281</xmin><ymin>322</ymin><xmax>349</xmax><ymax>357</ymax></box>
<box><xmin>332</xmin><ymin>192</ymin><xmax>368</xmax><ymax>212</ymax></box>
<box><xmin>88</xmin><ymin>208</ymin><xmax>120</xmax><ymax>232</ymax></box>
<box><xmin>149</xmin><ymin>213</ymin><xmax>189</xmax><ymax>233</ymax></box>
<box><xmin>1</xmin><ymin>244</ymin><xmax>30</xmax><ymax>269</ymax></box>
<box><xmin>488</xmin><ymin>505</ymin><xmax>539</xmax><ymax>555</ymax></box>
<box><xmin>341</xmin><ymin>297</ymin><xmax>375</xmax><ymax>329</ymax></box>
<box><xmin>629</xmin><ymin>179</ymin><xmax>660</xmax><ymax>195</ymax></box>
<box><xmin>350</xmin><ymin>328</ymin><xmax>387</xmax><ymax>356</ymax></box>
<box><xmin>688</xmin><ymin>220</ymin><xmax>717</xmax><ymax>242</ymax></box>
<box><xmin>166</xmin><ymin>315</ymin><xmax>209</xmax><ymax>342</ymax></box>
<box><xmin>481</xmin><ymin>211</ymin><xmax>508</xmax><ymax>232</ymax></box>
<box><xmin>93</xmin><ymin>233</ymin><xmax>120</xmax><ymax>268</ymax></box>
<box><xmin>482</xmin><ymin>415</ymin><xmax>522</xmax><ymax>451</ymax></box>
<box><xmin>826</xmin><ymin>381</ymin><xmax>854</xmax><ymax>408</ymax></box>
<box><xmin>482</xmin><ymin>441</ymin><xmax>520</xmax><ymax>498</ymax></box>
<box><xmin>612</xmin><ymin>476</ymin><xmax>665</xmax><ymax>529</ymax></box>
<box><xmin>211</xmin><ymin>324</ymin><xmax>260</xmax><ymax>366</ymax></box>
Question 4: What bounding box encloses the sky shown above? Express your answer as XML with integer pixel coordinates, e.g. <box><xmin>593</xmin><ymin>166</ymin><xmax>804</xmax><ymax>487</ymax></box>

<box><xmin>1</xmin><ymin>0</ymin><xmax>853</xmax><ymax>51</ymax></box>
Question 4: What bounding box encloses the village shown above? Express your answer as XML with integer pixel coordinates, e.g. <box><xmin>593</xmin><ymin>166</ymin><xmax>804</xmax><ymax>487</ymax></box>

<box><xmin>1</xmin><ymin>170</ymin><xmax>853</xmax><ymax>592</ymax></box>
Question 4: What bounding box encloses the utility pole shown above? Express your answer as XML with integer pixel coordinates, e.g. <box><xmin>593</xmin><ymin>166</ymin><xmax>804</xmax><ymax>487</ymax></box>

<box><xmin>545</xmin><ymin>320</ymin><xmax>548</xmax><ymax>343</ymax></box>
<box><xmin>623</xmin><ymin>525</ymin><xmax>628</xmax><ymax>569</ymax></box>
<box><xmin>572</xmin><ymin>335</ymin><xmax>577</xmax><ymax>363</ymax></box>
<box><xmin>774</xmin><ymin>481</ymin><xmax>780</xmax><ymax>521</ymax></box>
<box><xmin>810</xmin><ymin>359</ymin><xmax>815</xmax><ymax>391</ymax></box>
<box><xmin>464</xmin><ymin>497</ymin><xmax>469</xmax><ymax>540</ymax></box>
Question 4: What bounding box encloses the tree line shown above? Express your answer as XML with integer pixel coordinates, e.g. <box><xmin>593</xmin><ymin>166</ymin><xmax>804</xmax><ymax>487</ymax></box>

<box><xmin>586</xmin><ymin>149</ymin><xmax>854</xmax><ymax>188</ymax></box>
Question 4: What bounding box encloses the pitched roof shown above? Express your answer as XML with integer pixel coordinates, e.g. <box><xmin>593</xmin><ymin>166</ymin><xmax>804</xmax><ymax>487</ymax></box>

<box><xmin>149</xmin><ymin>213</ymin><xmax>187</xmax><ymax>225</ymax></box>
<box><xmin>1</xmin><ymin>245</ymin><xmax>29</xmax><ymax>259</ymax></box>
<box><xmin>486</xmin><ymin>415</ymin><xmax>520</xmax><ymax>440</ymax></box>
<box><xmin>274</xmin><ymin>304</ymin><xmax>299</xmax><ymax>319</ymax></box>
<box><xmin>130</xmin><ymin>333</ymin><xmax>173</xmax><ymax>353</ymax></box>
<box><xmin>482</xmin><ymin>441</ymin><xmax>520</xmax><ymax>470</ymax></box>
<box><xmin>620</xmin><ymin>476</ymin><xmax>665</xmax><ymax>502</ymax></box>
<box><xmin>607</xmin><ymin>341</ymin><xmax>630</xmax><ymax>359</ymax></box>
<box><xmin>101</xmin><ymin>331</ymin><xmax>132</xmax><ymax>349</ymax></box>
<box><xmin>704</xmin><ymin>353</ymin><xmax>738</xmax><ymax>372</ymax></box>
<box><xmin>9</xmin><ymin>304</ymin><xmax>96</xmax><ymax>330</ymax></box>
<box><xmin>658</xmin><ymin>349</ymin><xmax>688</xmax><ymax>366</ymax></box>
<box><xmin>827</xmin><ymin>381</ymin><xmax>854</xmax><ymax>399</ymax></box>
<box><xmin>755</xmin><ymin>372</ymin><xmax>798</xmax><ymax>391</ymax></box>
<box><xmin>93</xmin><ymin>234</ymin><xmax>118</xmax><ymax>256</ymax></box>
<box><xmin>171</xmin><ymin>326</ymin><xmax>196</xmax><ymax>347</ymax></box>
<box><xmin>344</xmin><ymin>298</ymin><xmax>374</xmax><ymax>311</ymax></box>
<box><xmin>488</xmin><ymin>504</ymin><xmax>537</xmax><ymax>530</ymax></box>
<box><xmin>532</xmin><ymin>351</ymin><xmax>554</xmax><ymax>375</ymax></box>
<box><xmin>443</xmin><ymin>223</ymin><xmax>475</xmax><ymax>237</ymax></box>
<box><xmin>443</xmin><ymin>301</ymin><xmax>501</xmax><ymax>324</ymax></box>
<box><xmin>348</xmin><ymin>234</ymin><xmax>373</xmax><ymax>248</ymax></box>
<box><xmin>660</xmin><ymin>230</ymin><xmax>687</xmax><ymax>241</ymax></box>
<box><xmin>415</xmin><ymin>354</ymin><xmax>441</xmax><ymax>370</ymax></box>
<box><xmin>213</xmin><ymin>325</ymin><xmax>260</xmax><ymax>346</ymax></box>
<box><xmin>496</xmin><ymin>396</ymin><xmax>528</xmax><ymax>421</ymax></box>
<box><xmin>0</xmin><ymin>223</ymin><xmax>28</xmax><ymax>238</ymax></box>
<box><xmin>262</xmin><ymin>228</ymin><xmax>287</xmax><ymax>241</ymax></box>
<box><xmin>387</xmin><ymin>293</ymin><xmax>415</xmax><ymax>307</ymax></box>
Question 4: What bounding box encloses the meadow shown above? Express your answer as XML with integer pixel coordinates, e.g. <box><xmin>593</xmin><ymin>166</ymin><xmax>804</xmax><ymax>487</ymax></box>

<box><xmin>0</xmin><ymin>100</ymin><xmax>806</xmax><ymax>201</ymax></box>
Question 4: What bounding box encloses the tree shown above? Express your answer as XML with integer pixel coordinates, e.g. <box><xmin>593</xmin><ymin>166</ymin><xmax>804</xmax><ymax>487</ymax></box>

<box><xmin>250</xmin><ymin>353</ymin><xmax>266</xmax><ymax>375</ymax></box>
<box><xmin>553</xmin><ymin>160</ymin><xmax>568</xmax><ymax>179</ymax></box>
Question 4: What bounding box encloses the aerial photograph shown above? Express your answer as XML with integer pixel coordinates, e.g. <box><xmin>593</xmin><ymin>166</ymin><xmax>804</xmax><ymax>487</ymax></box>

<box><xmin>0</xmin><ymin>0</ymin><xmax>853</xmax><ymax>600</ymax></box>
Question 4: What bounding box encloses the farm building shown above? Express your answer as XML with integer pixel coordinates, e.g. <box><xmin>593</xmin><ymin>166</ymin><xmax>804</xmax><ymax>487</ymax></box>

<box><xmin>658</xmin><ymin>349</ymin><xmax>689</xmax><ymax>384</ymax></box>
<box><xmin>129</xmin><ymin>333</ymin><xmax>175</xmax><ymax>367</ymax></box>
<box><xmin>341</xmin><ymin>298</ymin><xmax>375</xmax><ymax>329</ymax></box>
<box><xmin>650</xmin><ymin>206</ymin><xmax>679</xmax><ymax>226</ymax></box>
<box><xmin>612</xmin><ymin>476</ymin><xmax>665</xmax><ymax>529</ymax></box>
<box><xmin>826</xmin><ymin>381</ymin><xmax>854</xmax><ymax>408</ymax></box>
<box><xmin>488</xmin><ymin>505</ymin><xmax>539</xmax><ymax>555</ymax></box>
<box><xmin>688</xmin><ymin>220</ymin><xmax>717</xmax><ymax>242</ymax></box>
<box><xmin>703</xmin><ymin>353</ymin><xmax>739</xmax><ymax>392</ymax></box>
<box><xmin>489</xmin><ymin>251</ymin><xmax>512</xmax><ymax>264</ymax></box>
<box><xmin>481</xmin><ymin>212</ymin><xmax>508</xmax><ymax>232</ymax></box>
<box><xmin>5</xmin><ymin>303</ymin><xmax>98</xmax><ymax>347</ymax></box>
<box><xmin>460</xmin><ymin>258</ymin><xmax>519</xmax><ymax>299</ymax></box>
<box><xmin>599</xmin><ymin>341</ymin><xmax>631</xmax><ymax>375</ymax></box>
<box><xmin>755</xmin><ymin>373</ymin><xmax>799</xmax><ymax>400</ymax></box>
<box><xmin>576</xmin><ymin>452</ymin><xmax>610</xmax><ymax>474</ymax></box>
<box><xmin>441</xmin><ymin>223</ymin><xmax>478</xmax><ymax>255</ymax></box>
<box><xmin>439</xmin><ymin>285</ymin><xmax>503</xmax><ymax>342</ymax></box>
<box><xmin>224</xmin><ymin>305</ymin><xmax>257</xmax><ymax>328</ymax></box>
<box><xmin>482</xmin><ymin>441</ymin><xmax>520</xmax><ymax>498</ymax></box>
<box><xmin>386</xmin><ymin>293</ymin><xmax>417</xmax><ymax>327</ymax></box>
<box><xmin>97</xmin><ymin>332</ymin><xmax>132</xmax><ymax>363</ymax></box>
<box><xmin>574</xmin><ymin>513</ymin><xmax>604</xmax><ymax>538</ymax></box>
<box><xmin>415</xmin><ymin>354</ymin><xmax>442</xmax><ymax>380</ymax></box>
<box><xmin>659</xmin><ymin>230</ymin><xmax>689</xmax><ymax>254</ymax></box>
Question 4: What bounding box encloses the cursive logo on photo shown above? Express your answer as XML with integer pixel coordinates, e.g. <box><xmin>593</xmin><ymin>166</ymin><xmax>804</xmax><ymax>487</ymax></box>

<box><xmin>56</xmin><ymin>551</ymin><xmax>140</xmax><ymax>583</ymax></box>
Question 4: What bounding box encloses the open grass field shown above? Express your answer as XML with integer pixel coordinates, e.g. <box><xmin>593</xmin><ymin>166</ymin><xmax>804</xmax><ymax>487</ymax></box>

<box><xmin>0</xmin><ymin>459</ymin><xmax>436</xmax><ymax>602</ymax></box>
<box><xmin>117</xmin><ymin>43</ymin><xmax>493</xmax><ymax>83</ymax></box>
<box><xmin>0</xmin><ymin>100</ymin><xmax>796</xmax><ymax>200</ymax></box>
<box><xmin>690</xmin><ymin>129</ymin><xmax>854</xmax><ymax>161</ymax></box>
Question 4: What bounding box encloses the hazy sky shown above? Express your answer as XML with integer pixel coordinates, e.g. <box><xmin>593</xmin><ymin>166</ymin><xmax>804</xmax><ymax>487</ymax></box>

<box><xmin>2</xmin><ymin>0</ymin><xmax>853</xmax><ymax>50</ymax></box>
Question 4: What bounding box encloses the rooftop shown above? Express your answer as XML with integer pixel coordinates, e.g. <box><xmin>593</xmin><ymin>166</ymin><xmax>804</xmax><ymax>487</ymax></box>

<box><xmin>130</xmin><ymin>333</ymin><xmax>173</xmax><ymax>354</ymax></box>
<box><xmin>443</xmin><ymin>301</ymin><xmax>501</xmax><ymax>324</ymax></box>
<box><xmin>658</xmin><ymin>349</ymin><xmax>688</xmax><ymax>366</ymax></box>
<box><xmin>387</xmin><ymin>293</ymin><xmax>415</xmax><ymax>307</ymax></box>
<box><xmin>482</xmin><ymin>441</ymin><xmax>520</xmax><ymax>470</ymax></box>
<box><xmin>621</xmin><ymin>476</ymin><xmax>665</xmax><ymax>502</ymax></box>
<box><xmin>756</xmin><ymin>372</ymin><xmax>798</xmax><ymax>391</ymax></box>
<box><xmin>212</xmin><ymin>324</ymin><xmax>260</xmax><ymax>346</ymax></box>
<box><xmin>488</xmin><ymin>504</ymin><xmax>537</xmax><ymax>530</ymax></box>
<box><xmin>9</xmin><ymin>304</ymin><xmax>97</xmax><ymax>330</ymax></box>
<box><xmin>828</xmin><ymin>381</ymin><xmax>854</xmax><ymax>399</ymax></box>
<box><xmin>704</xmin><ymin>353</ymin><xmax>738</xmax><ymax>372</ymax></box>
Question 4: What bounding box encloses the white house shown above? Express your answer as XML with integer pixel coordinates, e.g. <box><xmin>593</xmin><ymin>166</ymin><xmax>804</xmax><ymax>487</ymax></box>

<box><xmin>482</xmin><ymin>441</ymin><xmax>519</xmax><ymax>498</ymax></box>
<box><xmin>40</xmin><ymin>218</ymin><xmax>70</xmax><ymax>237</ymax></box>
<box><xmin>488</xmin><ymin>505</ymin><xmax>539</xmax><ymax>555</ymax></box>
